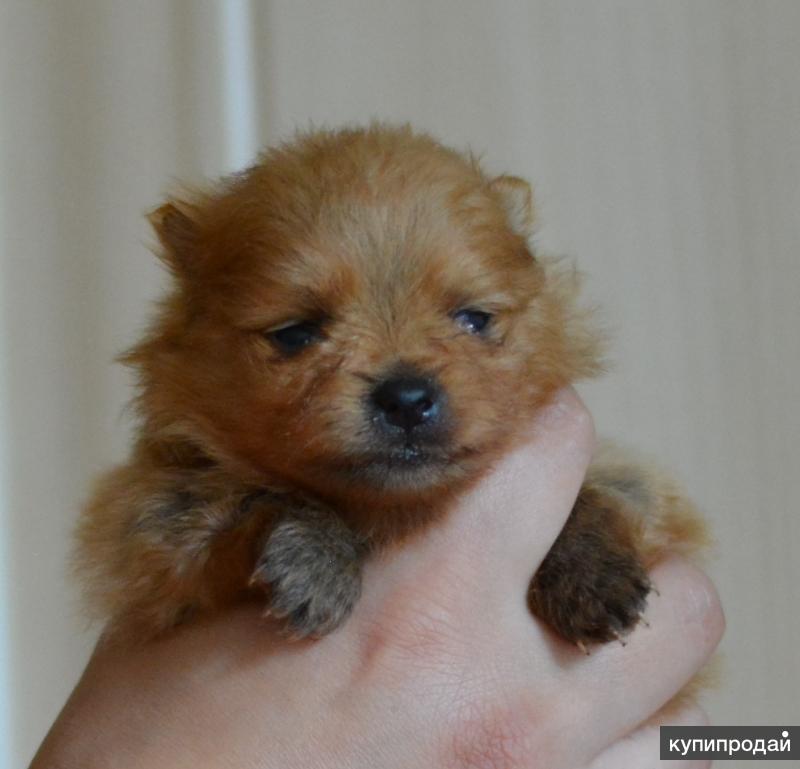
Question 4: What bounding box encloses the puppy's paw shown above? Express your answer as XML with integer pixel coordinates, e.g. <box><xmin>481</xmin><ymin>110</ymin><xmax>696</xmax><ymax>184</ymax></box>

<box><xmin>528</xmin><ymin>485</ymin><xmax>652</xmax><ymax>647</ymax></box>
<box><xmin>530</xmin><ymin>549</ymin><xmax>651</xmax><ymax>647</ymax></box>
<box><xmin>251</xmin><ymin>510</ymin><xmax>364</xmax><ymax>639</ymax></box>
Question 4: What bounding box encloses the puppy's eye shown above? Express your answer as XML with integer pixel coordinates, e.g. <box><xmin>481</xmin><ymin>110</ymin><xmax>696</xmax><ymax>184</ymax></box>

<box><xmin>452</xmin><ymin>309</ymin><xmax>493</xmax><ymax>334</ymax></box>
<box><xmin>267</xmin><ymin>321</ymin><xmax>322</xmax><ymax>354</ymax></box>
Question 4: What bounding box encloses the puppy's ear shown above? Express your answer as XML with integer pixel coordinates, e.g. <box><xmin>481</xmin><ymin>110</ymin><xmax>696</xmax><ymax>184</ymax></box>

<box><xmin>489</xmin><ymin>175</ymin><xmax>535</xmax><ymax>237</ymax></box>
<box><xmin>147</xmin><ymin>200</ymin><xmax>200</xmax><ymax>272</ymax></box>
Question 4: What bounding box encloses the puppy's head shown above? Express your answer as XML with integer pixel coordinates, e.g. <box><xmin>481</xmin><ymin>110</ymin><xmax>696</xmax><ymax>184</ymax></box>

<box><xmin>131</xmin><ymin>125</ymin><xmax>600</xmax><ymax>504</ymax></box>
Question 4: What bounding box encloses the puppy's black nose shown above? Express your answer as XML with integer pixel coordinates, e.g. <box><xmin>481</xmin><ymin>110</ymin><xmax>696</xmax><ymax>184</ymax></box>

<box><xmin>370</xmin><ymin>375</ymin><xmax>442</xmax><ymax>432</ymax></box>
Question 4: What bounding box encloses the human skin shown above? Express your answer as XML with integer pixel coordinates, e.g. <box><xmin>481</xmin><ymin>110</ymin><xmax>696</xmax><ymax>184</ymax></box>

<box><xmin>31</xmin><ymin>389</ymin><xmax>724</xmax><ymax>769</ymax></box>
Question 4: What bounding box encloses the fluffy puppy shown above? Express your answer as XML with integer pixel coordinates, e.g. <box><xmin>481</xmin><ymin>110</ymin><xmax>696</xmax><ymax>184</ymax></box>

<box><xmin>74</xmin><ymin>124</ymin><xmax>708</xmax><ymax>646</ymax></box>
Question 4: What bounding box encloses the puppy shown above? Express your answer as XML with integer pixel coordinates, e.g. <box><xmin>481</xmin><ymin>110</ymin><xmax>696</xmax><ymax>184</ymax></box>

<box><xmin>74</xmin><ymin>124</ymin><xmax>708</xmax><ymax>647</ymax></box>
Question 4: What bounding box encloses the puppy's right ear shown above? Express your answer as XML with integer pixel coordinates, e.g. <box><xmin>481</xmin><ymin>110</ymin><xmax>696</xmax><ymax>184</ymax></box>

<box><xmin>488</xmin><ymin>175</ymin><xmax>535</xmax><ymax>238</ymax></box>
<box><xmin>147</xmin><ymin>200</ymin><xmax>200</xmax><ymax>272</ymax></box>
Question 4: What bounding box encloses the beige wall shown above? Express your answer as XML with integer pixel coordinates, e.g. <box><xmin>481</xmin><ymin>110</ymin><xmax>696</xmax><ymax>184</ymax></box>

<box><xmin>2</xmin><ymin>1</ymin><xmax>798</xmax><ymax>766</ymax></box>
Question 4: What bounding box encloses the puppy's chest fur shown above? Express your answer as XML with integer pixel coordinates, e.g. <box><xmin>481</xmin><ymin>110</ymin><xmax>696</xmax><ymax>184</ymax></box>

<box><xmin>74</xmin><ymin>124</ymin><xmax>708</xmax><ymax>655</ymax></box>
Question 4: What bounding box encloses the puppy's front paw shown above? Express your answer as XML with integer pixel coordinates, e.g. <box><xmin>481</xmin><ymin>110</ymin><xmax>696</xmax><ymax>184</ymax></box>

<box><xmin>528</xmin><ymin>486</ymin><xmax>651</xmax><ymax>647</ymax></box>
<box><xmin>251</xmin><ymin>511</ymin><xmax>364</xmax><ymax>639</ymax></box>
<box><xmin>530</xmin><ymin>547</ymin><xmax>650</xmax><ymax>647</ymax></box>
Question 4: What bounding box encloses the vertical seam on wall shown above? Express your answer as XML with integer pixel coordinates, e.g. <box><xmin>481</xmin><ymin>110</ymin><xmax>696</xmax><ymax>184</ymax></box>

<box><xmin>0</xmin><ymin>118</ymin><xmax>12</xmax><ymax>769</ymax></box>
<box><xmin>220</xmin><ymin>0</ymin><xmax>259</xmax><ymax>170</ymax></box>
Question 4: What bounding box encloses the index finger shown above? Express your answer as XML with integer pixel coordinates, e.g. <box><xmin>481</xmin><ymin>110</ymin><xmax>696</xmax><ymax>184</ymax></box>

<box><xmin>440</xmin><ymin>387</ymin><xmax>595</xmax><ymax>592</ymax></box>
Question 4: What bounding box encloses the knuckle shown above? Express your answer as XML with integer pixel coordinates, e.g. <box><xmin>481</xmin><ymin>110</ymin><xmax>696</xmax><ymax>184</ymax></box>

<box><xmin>444</xmin><ymin>696</ymin><xmax>545</xmax><ymax>769</ymax></box>
<box><xmin>680</xmin><ymin>563</ymin><xmax>725</xmax><ymax>650</ymax></box>
<box><xmin>550</xmin><ymin>387</ymin><xmax>596</xmax><ymax>456</ymax></box>
<box><xmin>566</xmin><ymin>393</ymin><xmax>596</xmax><ymax>451</ymax></box>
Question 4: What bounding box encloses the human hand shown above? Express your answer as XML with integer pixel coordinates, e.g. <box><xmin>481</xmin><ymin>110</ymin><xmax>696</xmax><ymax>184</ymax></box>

<box><xmin>31</xmin><ymin>389</ymin><xmax>723</xmax><ymax>769</ymax></box>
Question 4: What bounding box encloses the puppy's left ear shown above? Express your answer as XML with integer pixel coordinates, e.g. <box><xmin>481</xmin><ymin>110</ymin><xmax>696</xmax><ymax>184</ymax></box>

<box><xmin>489</xmin><ymin>175</ymin><xmax>535</xmax><ymax>237</ymax></box>
<box><xmin>147</xmin><ymin>199</ymin><xmax>201</xmax><ymax>273</ymax></box>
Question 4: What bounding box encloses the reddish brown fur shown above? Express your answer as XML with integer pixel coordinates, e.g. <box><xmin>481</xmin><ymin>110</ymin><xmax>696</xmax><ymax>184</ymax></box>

<box><xmin>74</xmin><ymin>124</ymin><xmax>707</xmax><ymax>652</ymax></box>
<box><xmin>128</xmin><ymin>127</ymin><xmax>598</xmax><ymax>519</ymax></box>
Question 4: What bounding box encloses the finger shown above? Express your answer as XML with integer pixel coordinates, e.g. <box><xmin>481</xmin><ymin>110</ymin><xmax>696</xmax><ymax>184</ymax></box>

<box><xmin>351</xmin><ymin>387</ymin><xmax>593</xmax><ymax>643</ymax></box>
<box><xmin>545</xmin><ymin>558</ymin><xmax>724</xmax><ymax>765</ymax></box>
<box><xmin>427</xmin><ymin>386</ymin><xmax>595</xmax><ymax>592</ymax></box>
<box><xmin>587</xmin><ymin>704</ymin><xmax>711</xmax><ymax>769</ymax></box>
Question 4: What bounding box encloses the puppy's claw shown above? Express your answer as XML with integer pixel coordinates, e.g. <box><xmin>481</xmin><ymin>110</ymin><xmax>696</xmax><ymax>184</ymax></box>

<box><xmin>576</xmin><ymin>640</ymin><xmax>591</xmax><ymax>656</ymax></box>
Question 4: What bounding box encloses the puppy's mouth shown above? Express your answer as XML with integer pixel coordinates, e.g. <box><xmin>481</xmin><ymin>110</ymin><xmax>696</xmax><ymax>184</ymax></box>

<box><xmin>364</xmin><ymin>444</ymin><xmax>447</xmax><ymax>468</ymax></box>
<box><xmin>328</xmin><ymin>443</ymin><xmax>475</xmax><ymax>490</ymax></box>
<box><xmin>336</xmin><ymin>444</ymin><xmax>446</xmax><ymax>471</ymax></box>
